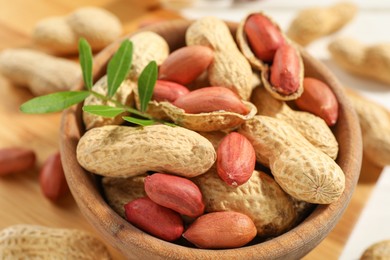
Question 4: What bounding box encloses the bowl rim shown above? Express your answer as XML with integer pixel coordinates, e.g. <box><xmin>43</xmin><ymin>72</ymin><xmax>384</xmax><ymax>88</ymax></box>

<box><xmin>60</xmin><ymin>19</ymin><xmax>362</xmax><ymax>259</ymax></box>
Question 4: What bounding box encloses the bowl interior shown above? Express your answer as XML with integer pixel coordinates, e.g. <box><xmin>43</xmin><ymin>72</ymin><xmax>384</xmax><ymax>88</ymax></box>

<box><xmin>60</xmin><ymin>20</ymin><xmax>362</xmax><ymax>260</ymax></box>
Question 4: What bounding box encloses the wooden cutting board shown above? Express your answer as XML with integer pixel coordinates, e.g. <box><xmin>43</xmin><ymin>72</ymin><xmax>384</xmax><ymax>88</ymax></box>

<box><xmin>0</xmin><ymin>0</ymin><xmax>383</xmax><ymax>259</ymax></box>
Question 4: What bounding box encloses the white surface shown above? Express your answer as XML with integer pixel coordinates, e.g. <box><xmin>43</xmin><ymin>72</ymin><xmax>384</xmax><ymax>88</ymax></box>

<box><xmin>180</xmin><ymin>1</ymin><xmax>390</xmax><ymax>259</ymax></box>
<box><xmin>340</xmin><ymin>168</ymin><xmax>390</xmax><ymax>260</ymax></box>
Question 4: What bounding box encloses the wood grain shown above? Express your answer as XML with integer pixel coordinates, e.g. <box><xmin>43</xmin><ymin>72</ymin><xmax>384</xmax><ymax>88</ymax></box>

<box><xmin>0</xmin><ymin>1</ymin><xmax>383</xmax><ymax>259</ymax></box>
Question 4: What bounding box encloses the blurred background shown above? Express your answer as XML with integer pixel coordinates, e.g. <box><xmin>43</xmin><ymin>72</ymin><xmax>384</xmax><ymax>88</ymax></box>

<box><xmin>0</xmin><ymin>0</ymin><xmax>389</xmax><ymax>259</ymax></box>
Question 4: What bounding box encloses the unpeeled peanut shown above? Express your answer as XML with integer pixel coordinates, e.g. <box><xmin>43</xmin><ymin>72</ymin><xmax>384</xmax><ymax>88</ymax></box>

<box><xmin>0</xmin><ymin>147</ymin><xmax>36</xmax><ymax>176</ymax></box>
<box><xmin>144</xmin><ymin>173</ymin><xmax>205</xmax><ymax>217</ymax></box>
<box><xmin>76</xmin><ymin>125</ymin><xmax>216</xmax><ymax>178</ymax></box>
<box><xmin>124</xmin><ymin>197</ymin><xmax>184</xmax><ymax>242</ymax></box>
<box><xmin>295</xmin><ymin>77</ymin><xmax>339</xmax><ymax>126</ymax></box>
<box><xmin>251</xmin><ymin>86</ymin><xmax>338</xmax><ymax>160</ymax></box>
<box><xmin>159</xmin><ymin>45</ymin><xmax>214</xmax><ymax>85</ymax></box>
<box><xmin>287</xmin><ymin>2</ymin><xmax>358</xmax><ymax>46</ymax></box>
<box><xmin>216</xmin><ymin>132</ymin><xmax>256</xmax><ymax>186</ymax></box>
<box><xmin>32</xmin><ymin>6</ymin><xmax>122</xmax><ymax>55</ymax></box>
<box><xmin>239</xmin><ymin>116</ymin><xmax>345</xmax><ymax>204</ymax></box>
<box><xmin>173</xmin><ymin>86</ymin><xmax>249</xmax><ymax>115</ymax></box>
<box><xmin>193</xmin><ymin>168</ymin><xmax>298</xmax><ymax>237</ymax></box>
<box><xmin>346</xmin><ymin>89</ymin><xmax>390</xmax><ymax>166</ymax></box>
<box><xmin>186</xmin><ymin>17</ymin><xmax>253</xmax><ymax>100</ymax></box>
<box><xmin>0</xmin><ymin>49</ymin><xmax>80</xmax><ymax>96</ymax></box>
<box><xmin>0</xmin><ymin>224</ymin><xmax>111</xmax><ymax>259</ymax></box>
<box><xmin>39</xmin><ymin>152</ymin><xmax>69</xmax><ymax>202</ymax></box>
<box><xmin>183</xmin><ymin>211</ymin><xmax>257</xmax><ymax>249</ymax></box>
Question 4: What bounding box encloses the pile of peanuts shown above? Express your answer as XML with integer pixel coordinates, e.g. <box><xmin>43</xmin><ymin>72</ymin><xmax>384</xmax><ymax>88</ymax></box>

<box><xmin>76</xmin><ymin>14</ymin><xmax>344</xmax><ymax>249</ymax></box>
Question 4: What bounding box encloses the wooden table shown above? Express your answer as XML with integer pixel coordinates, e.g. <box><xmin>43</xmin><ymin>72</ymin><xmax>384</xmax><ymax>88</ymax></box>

<box><xmin>0</xmin><ymin>1</ymin><xmax>384</xmax><ymax>259</ymax></box>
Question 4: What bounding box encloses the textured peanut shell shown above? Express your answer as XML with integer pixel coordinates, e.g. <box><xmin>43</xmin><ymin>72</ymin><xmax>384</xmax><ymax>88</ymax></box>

<box><xmin>186</xmin><ymin>17</ymin><xmax>253</xmax><ymax>100</ymax></box>
<box><xmin>198</xmin><ymin>131</ymin><xmax>226</xmax><ymax>150</ymax></box>
<box><xmin>33</xmin><ymin>7</ymin><xmax>122</xmax><ymax>55</ymax></box>
<box><xmin>251</xmin><ymin>86</ymin><xmax>338</xmax><ymax>159</ymax></box>
<box><xmin>346</xmin><ymin>89</ymin><xmax>390</xmax><ymax>166</ymax></box>
<box><xmin>102</xmin><ymin>175</ymin><xmax>146</xmax><ymax>218</ymax></box>
<box><xmin>77</xmin><ymin>125</ymin><xmax>216</xmax><ymax>178</ymax></box>
<box><xmin>287</xmin><ymin>3</ymin><xmax>357</xmax><ymax>46</ymax></box>
<box><xmin>239</xmin><ymin>116</ymin><xmax>345</xmax><ymax>204</ymax></box>
<box><xmin>0</xmin><ymin>224</ymin><xmax>111</xmax><ymax>259</ymax></box>
<box><xmin>193</xmin><ymin>168</ymin><xmax>298</xmax><ymax>237</ymax></box>
<box><xmin>360</xmin><ymin>239</ymin><xmax>390</xmax><ymax>260</ymax></box>
<box><xmin>159</xmin><ymin>101</ymin><xmax>257</xmax><ymax>132</ymax></box>
<box><xmin>128</xmin><ymin>31</ymin><xmax>169</xmax><ymax>80</ymax></box>
<box><xmin>329</xmin><ymin>38</ymin><xmax>390</xmax><ymax>85</ymax></box>
<box><xmin>82</xmin><ymin>75</ymin><xmax>135</xmax><ymax>130</ymax></box>
<box><xmin>0</xmin><ymin>49</ymin><xmax>80</xmax><ymax>96</ymax></box>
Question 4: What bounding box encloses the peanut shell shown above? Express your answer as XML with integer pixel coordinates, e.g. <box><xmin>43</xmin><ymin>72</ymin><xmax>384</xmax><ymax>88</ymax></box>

<box><xmin>193</xmin><ymin>168</ymin><xmax>298</xmax><ymax>237</ymax></box>
<box><xmin>77</xmin><ymin>125</ymin><xmax>216</xmax><ymax>178</ymax></box>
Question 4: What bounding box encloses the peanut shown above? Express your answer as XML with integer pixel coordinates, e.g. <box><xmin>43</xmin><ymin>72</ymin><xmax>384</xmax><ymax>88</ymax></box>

<box><xmin>251</xmin><ymin>86</ymin><xmax>338</xmax><ymax>160</ymax></box>
<box><xmin>360</xmin><ymin>239</ymin><xmax>390</xmax><ymax>260</ymax></box>
<box><xmin>346</xmin><ymin>88</ymin><xmax>390</xmax><ymax>167</ymax></box>
<box><xmin>193</xmin><ymin>168</ymin><xmax>298</xmax><ymax>237</ymax></box>
<box><xmin>159</xmin><ymin>45</ymin><xmax>214</xmax><ymax>85</ymax></box>
<box><xmin>76</xmin><ymin>125</ymin><xmax>216</xmax><ymax>178</ymax></box>
<box><xmin>0</xmin><ymin>224</ymin><xmax>111</xmax><ymax>259</ymax></box>
<box><xmin>82</xmin><ymin>76</ymin><xmax>135</xmax><ymax>130</ymax></box>
<box><xmin>102</xmin><ymin>175</ymin><xmax>146</xmax><ymax>218</ymax></box>
<box><xmin>32</xmin><ymin>6</ymin><xmax>122</xmax><ymax>55</ymax></box>
<box><xmin>239</xmin><ymin>115</ymin><xmax>345</xmax><ymax>204</ymax></box>
<box><xmin>152</xmin><ymin>80</ymin><xmax>190</xmax><ymax>102</ymax></box>
<box><xmin>124</xmin><ymin>197</ymin><xmax>184</xmax><ymax>242</ymax></box>
<box><xmin>144</xmin><ymin>173</ymin><xmax>205</xmax><ymax>217</ymax></box>
<box><xmin>128</xmin><ymin>31</ymin><xmax>169</xmax><ymax>81</ymax></box>
<box><xmin>295</xmin><ymin>77</ymin><xmax>339</xmax><ymax>126</ymax></box>
<box><xmin>243</xmin><ymin>13</ymin><xmax>285</xmax><ymax>62</ymax></box>
<box><xmin>0</xmin><ymin>49</ymin><xmax>80</xmax><ymax>96</ymax></box>
<box><xmin>216</xmin><ymin>132</ymin><xmax>256</xmax><ymax>186</ymax></box>
<box><xmin>186</xmin><ymin>17</ymin><xmax>253</xmax><ymax>100</ymax></box>
<box><xmin>269</xmin><ymin>44</ymin><xmax>303</xmax><ymax>96</ymax></box>
<box><xmin>287</xmin><ymin>2</ymin><xmax>358</xmax><ymax>46</ymax></box>
<box><xmin>328</xmin><ymin>37</ymin><xmax>390</xmax><ymax>85</ymax></box>
<box><xmin>159</xmin><ymin>99</ymin><xmax>256</xmax><ymax>132</ymax></box>
<box><xmin>173</xmin><ymin>86</ymin><xmax>249</xmax><ymax>115</ymax></box>
<box><xmin>39</xmin><ymin>152</ymin><xmax>69</xmax><ymax>202</ymax></box>
<box><xmin>183</xmin><ymin>211</ymin><xmax>257</xmax><ymax>249</ymax></box>
<box><xmin>0</xmin><ymin>147</ymin><xmax>36</xmax><ymax>176</ymax></box>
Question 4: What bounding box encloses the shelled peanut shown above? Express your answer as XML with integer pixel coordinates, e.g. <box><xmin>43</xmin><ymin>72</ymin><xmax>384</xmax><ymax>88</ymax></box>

<box><xmin>237</xmin><ymin>12</ymin><xmax>304</xmax><ymax>101</ymax></box>
<box><xmin>0</xmin><ymin>147</ymin><xmax>36</xmax><ymax>176</ymax></box>
<box><xmin>74</xmin><ymin>14</ymin><xmax>346</xmax><ymax>250</ymax></box>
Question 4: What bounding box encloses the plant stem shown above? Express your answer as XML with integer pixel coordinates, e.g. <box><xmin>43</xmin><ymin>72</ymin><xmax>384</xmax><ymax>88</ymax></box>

<box><xmin>90</xmin><ymin>90</ymin><xmax>153</xmax><ymax>120</ymax></box>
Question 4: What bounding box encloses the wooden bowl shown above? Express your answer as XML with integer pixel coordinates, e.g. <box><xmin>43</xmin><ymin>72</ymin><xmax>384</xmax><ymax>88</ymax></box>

<box><xmin>60</xmin><ymin>20</ymin><xmax>362</xmax><ymax>259</ymax></box>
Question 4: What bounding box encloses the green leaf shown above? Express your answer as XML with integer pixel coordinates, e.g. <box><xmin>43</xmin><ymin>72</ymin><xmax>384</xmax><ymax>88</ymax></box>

<box><xmin>107</xmin><ymin>40</ymin><xmax>133</xmax><ymax>98</ymax></box>
<box><xmin>83</xmin><ymin>105</ymin><xmax>125</xmax><ymax>118</ymax></box>
<box><xmin>122</xmin><ymin>116</ymin><xmax>156</xmax><ymax>126</ymax></box>
<box><xmin>78</xmin><ymin>38</ymin><xmax>93</xmax><ymax>91</ymax></box>
<box><xmin>138</xmin><ymin>60</ymin><xmax>158</xmax><ymax>112</ymax></box>
<box><xmin>20</xmin><ymin>91</ymin><xmax>90</xmax><ymax>114</ymax></box>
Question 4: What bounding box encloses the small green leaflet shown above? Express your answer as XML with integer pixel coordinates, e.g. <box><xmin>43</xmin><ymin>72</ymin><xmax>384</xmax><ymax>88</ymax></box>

<box><xmin>123</xmin><ymin>116</ymin><xmax>156</xmax><ymax>126</ymax></box>
<box><xmin>138</xmin><ymin>61</ymin><xmax>158</xmax><ymax>112</ymax></box>
<box><xmin>78</xmin><ymin>38</ymin><xmax>93</xmax><ymax>91</ymax></box>
<box><xmin>107</xmin><ymin>40</ymin><xmax>133</xmax><ymax>98</ymax></box>
<box><xmin>20</xmin><ymin>91</ymin><xmax>90</xmax><ymax>114</ymax></box>
<box><xmin>83</xmin><ymin>105</ymin><xmax>125</xmax><ymax>118</ymax></box>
